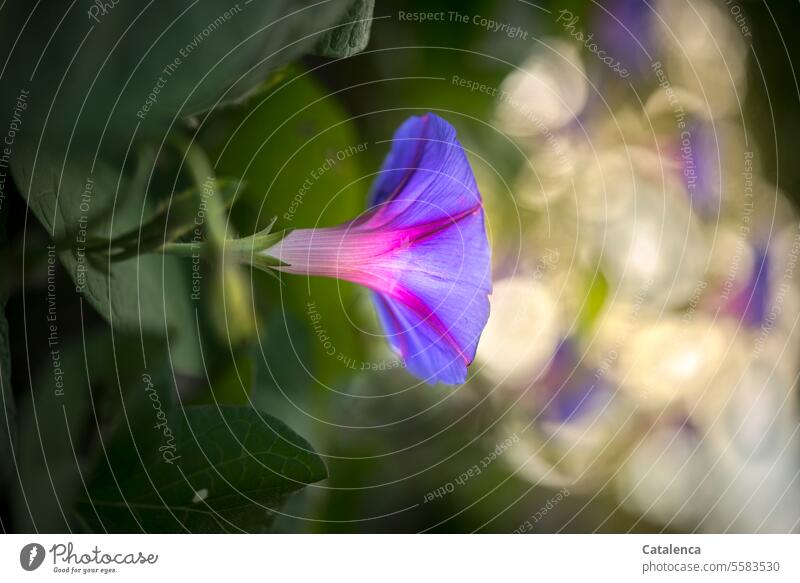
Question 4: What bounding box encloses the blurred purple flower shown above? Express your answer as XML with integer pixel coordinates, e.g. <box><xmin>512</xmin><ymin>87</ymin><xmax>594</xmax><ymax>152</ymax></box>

<box><xmin>674</xmin><ymin>119</ymin><xmax>722</xmax><ymax>219</ymax></box>
<box><xmin>593</xmin><ymin>0</ymin><xmax>654</xmax><ymax>78</ymax></box>
<box><xmin>263</xmin><ymin>113</ymin><xmax>491</xmax><ymax>384</ymax></box>
<box><xmin>723</xmin><ymin>246</ymin><xmax>769</xmax><ymax>327</ymax></box>
<box><xmin>538</xmin><ymin>338</ymin><xmax>609</xmax><ymax>424</ymax></box>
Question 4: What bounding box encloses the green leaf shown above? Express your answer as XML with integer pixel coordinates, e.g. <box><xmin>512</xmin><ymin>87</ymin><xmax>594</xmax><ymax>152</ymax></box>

<box><xmin>2</xmin><ymin>1</ymin><xmax>375</xmax><ymax>380</ymax></box>
<box><xmin>12</xmin><ymin>328</ymin><xmax>163</xmax><ymax>532</ymax></box>
<box><xmin>0</xmin><ymin>200</ymin><xmax>14</xmax><ymax>491</ymax></box>
<box><xmin>201</xmin><ymin>65</ymin><xmax>368</xmax><ymax>233</ymax></box>
<box><xmin>193</xmin><ymin>347</ymin><xmax>254</xmax><ymax>407</ymax></box>
<box><xmin>249</xmin><ymin>309</ymin><xmax>322</xmax><ymax>444</ymax></box>
<box><xmin>0</xmin><ymin>301</ymin><xmax>11</xmax><ymax>489</ymax></box>
<box><xmin>12</xmin><ymin>148</ymin><xmax>202</xmax><ymax>375</ymax></box>
<box><xmin>1</xmin><ymin>1</ymin><xmax>373</xmax><ymax>144</ymax></box>
<box><xmin>254</xmin><ymin>309</ymin><xmax>315</xmax><ymax>395</ymax></box>
<box><xmin>315</xmin><ymin>0</ymin><xmax>375</xmax><ymax>58</ymax></box>
<box><xmin>76</xmin><ymin>405</ymin><xmax>327</xmax><ymax>533</ymax></box>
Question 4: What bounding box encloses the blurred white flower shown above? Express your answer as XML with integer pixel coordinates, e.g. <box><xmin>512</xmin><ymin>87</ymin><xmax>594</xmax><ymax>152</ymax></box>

<box><xmin>614</xmin><ymin>317</ymin><xmax>738</xmax><ymax>410</ymax></box>
<box><xmin>617</xmin><ymin>420</ymin><xmax>717</xmax><ymax>530</ymax></box>
<box><xmin>582</xmin><ymin>172</ymin><xmax>708</xmax><ymax>309</ymax></box>
<box><xmin>476</xmin><ymin>277</ymin><xmax>562</xmax><ymax>388</ymax></box>
<box><xmin>654</xmin><ymin>0</ymin><xmax>748</xmax><ymax>117</ymax></box>
<box><xmin>495</xmin><ymin>38</ymin><xmax>588</xmax><ymax>137</ymax></box>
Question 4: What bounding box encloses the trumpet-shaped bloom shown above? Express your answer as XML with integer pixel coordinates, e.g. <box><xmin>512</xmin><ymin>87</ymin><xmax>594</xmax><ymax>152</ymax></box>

<box><xmin>262</xmin><ymin>114</ymin><xmax>491</xmax><ymax>384</ymax></box>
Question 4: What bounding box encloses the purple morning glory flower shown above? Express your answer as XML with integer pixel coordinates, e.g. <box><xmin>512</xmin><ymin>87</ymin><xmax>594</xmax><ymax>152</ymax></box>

<box><xmin>262</xmin><ymin>113</ymin><xmax>492</xmax><ymax>384</ymax></box>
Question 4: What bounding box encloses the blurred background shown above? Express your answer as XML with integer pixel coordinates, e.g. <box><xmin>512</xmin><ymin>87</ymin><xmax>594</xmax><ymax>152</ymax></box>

<box><xmin>2</xmin><ymin>0</ymin><xmax>800</xmax><ymax>533</ymax></box>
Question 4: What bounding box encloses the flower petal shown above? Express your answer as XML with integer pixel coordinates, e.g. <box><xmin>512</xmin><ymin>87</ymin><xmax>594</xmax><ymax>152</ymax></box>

<box><xmin>372</xmin><ymin>207</ymin><xmax>491</xmax><ymax>385</ymax></box>
<box><xmin>366</xmin><ymin>113</ymin><xmax>482</xmax><ymax>230</ymax></box>
<box><xmin>363</xmin><ymin>114</ymin><xmax>491</xmax><ymax>384</ymax></box>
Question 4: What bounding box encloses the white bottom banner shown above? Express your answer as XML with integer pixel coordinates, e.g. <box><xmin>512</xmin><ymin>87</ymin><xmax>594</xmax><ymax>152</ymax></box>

<box><xmin>1</xmin><ymin>534</ymin><xmax>798</xmax><ymax>582</ymax></box>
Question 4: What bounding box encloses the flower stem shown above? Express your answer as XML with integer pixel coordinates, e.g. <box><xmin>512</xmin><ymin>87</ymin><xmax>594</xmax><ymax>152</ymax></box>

<box><xmin>168</xmin><ymin>134</ymin><xmax>229</xmax><ymax>252</ymax></box>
